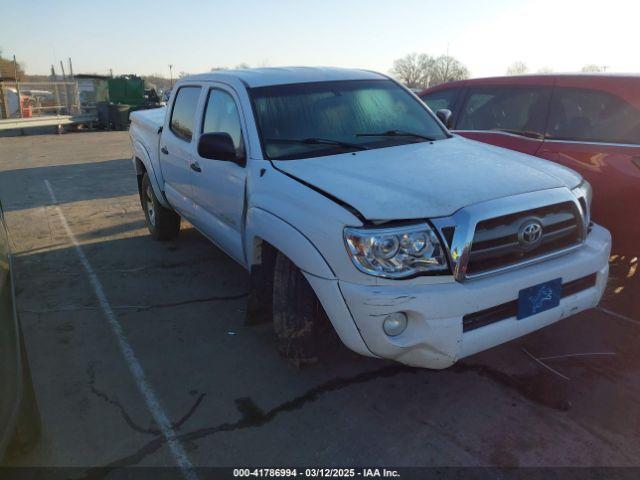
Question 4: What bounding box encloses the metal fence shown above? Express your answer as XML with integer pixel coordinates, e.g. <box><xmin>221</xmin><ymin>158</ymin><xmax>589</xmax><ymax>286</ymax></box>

<box><xmin>0</xmin><ymin>81</ymin><xmax>81</xmax><ymax>119</ymax></box>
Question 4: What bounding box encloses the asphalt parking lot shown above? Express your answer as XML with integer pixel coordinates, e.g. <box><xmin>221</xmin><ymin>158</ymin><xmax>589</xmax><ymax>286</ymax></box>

<box><xmin>1</xmin><ymin>131</ymin><xmax>639</xmax><ymax>472</ymax></box>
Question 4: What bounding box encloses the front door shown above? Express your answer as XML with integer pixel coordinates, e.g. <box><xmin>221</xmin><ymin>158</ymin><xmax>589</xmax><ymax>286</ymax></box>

<box><xmin>538</xmin><ymin>85</ymin><xmax>640</xmax><ymax>254</ymax></box>
<box><xmin>190</xmin><ymin>86</ymin><xmax>247</xmax><ymax>264</ymax></box>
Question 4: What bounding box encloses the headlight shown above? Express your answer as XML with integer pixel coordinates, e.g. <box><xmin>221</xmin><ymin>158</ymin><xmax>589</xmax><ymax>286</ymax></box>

<box><xmin>571</xmin><ymin>180</ymin><xmax>592</xmax><ymax>223</ymax></box>
<box><xmin>344</xmin><ymin>223</ymin><xmax>449</xmax><ymax>278</ymax></box>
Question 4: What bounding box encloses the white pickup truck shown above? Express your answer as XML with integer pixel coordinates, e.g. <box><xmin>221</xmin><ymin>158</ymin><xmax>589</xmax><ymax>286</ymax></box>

<box><xmin>129</xmin><ymin>67</ymin><xmax>611</xmax><ymax>369</ymax></box>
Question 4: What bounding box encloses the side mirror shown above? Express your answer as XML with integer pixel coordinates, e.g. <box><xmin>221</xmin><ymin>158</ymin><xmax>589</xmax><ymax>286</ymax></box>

<box><xmin>198</xmin><ymin>132</ymin><xmax>240</xmax><ymax>163</ymax></box>
<box><xmin>436</xmin><ymin>109</ymin><xmax>453</xmax><ymax>129</ymax></box>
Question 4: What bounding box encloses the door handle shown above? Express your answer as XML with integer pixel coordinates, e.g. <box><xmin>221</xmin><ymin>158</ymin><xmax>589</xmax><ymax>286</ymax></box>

<box><xmin>160</xmin><ymin>146</ymin><xmax>169</xmax><ymax>155</ymax></box>
<box><xmin>190</xmin><ymin>161</ymin><xmax>202</xmax><ymax>173</ymax></box>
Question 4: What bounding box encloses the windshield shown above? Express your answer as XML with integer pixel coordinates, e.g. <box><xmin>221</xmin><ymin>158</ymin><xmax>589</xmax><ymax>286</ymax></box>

<box><xmin>250</xmin><ymin>79</ymin><xmax>449</xmax><ymax>160</ymax></box>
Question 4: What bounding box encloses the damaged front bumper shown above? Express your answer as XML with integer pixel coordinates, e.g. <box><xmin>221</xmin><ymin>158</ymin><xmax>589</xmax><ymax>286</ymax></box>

<box><xmin>332</xmin><ymin>224</ymin><xmax>611</xmax><ymax>369</ymax></box>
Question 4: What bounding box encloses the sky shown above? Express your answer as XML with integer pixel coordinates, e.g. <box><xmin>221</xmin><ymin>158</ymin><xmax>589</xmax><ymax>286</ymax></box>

<box><xmin>2</xmin><ymin>0</ymin><xmax>639</xmax><ymax>78</ymax></box>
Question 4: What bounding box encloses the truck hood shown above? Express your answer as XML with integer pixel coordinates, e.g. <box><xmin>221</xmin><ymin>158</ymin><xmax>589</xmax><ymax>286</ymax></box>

<box><xmin>273</xmin><ymin>136</ymin><xmax>582</xmax><ymax>220</ymax></box>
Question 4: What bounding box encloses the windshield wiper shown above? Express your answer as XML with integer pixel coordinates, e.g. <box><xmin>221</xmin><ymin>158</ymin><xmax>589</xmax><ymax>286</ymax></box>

<box><xmin>355</xmin><ymin>129</ymin><xmax>436</xmax><ymax>141</ymax></box>
<box><xmin>265</xmin><ymin>137</ymin><xmax>369</xmax><ymax>151</ymax></box>
<box><xmin>494</xmin><ymin>128</ymin><xmax>544</xmax><ymax>140</ymax></box>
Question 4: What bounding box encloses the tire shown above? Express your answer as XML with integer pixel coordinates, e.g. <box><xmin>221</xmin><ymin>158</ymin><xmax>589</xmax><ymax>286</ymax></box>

<box><xmin>140</xmin><ymin>173</ymin><xmax>180</xmax><ymax>241</ymax></box>
<box><xmin>7</xmin><ymin>326</ymin><xmax>41</xmax><ymax>456</ymax></box>
<box><xmin>272</xmin><ymin>252</ymin><xmax>337</xmax><ymax>365</ymax></box>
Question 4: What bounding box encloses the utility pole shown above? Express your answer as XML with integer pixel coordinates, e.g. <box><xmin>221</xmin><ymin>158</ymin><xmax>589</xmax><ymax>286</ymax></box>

<box><xmin>169</xmin><ymin>64</ymin><xmax>174</xmax><ymax>88</ymax></box>
<box><xmin>13</xmin><ymin>55</ymin><xmax>23</xmax><ymax>118</ymax></box>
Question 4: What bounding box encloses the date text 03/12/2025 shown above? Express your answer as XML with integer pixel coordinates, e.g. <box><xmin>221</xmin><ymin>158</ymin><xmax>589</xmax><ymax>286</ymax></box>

<box><xmin>233</xmin><ymin>468</ymin><xmax>401</xmax><ymax>477</ymax></box>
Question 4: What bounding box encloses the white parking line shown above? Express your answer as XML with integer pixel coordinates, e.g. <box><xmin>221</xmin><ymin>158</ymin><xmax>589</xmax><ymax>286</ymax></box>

<box><xmin>44</xmin><ymin>180</ymin><xmax>197</xmax><ymax>480</ymax></box>
<box><xmin>597</xmin><ymin>306</ymin><xmax>640</xmax><ymax>326</ymax></box>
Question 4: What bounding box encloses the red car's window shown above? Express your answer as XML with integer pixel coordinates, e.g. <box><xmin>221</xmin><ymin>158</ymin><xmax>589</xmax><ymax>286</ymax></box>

<box><xmin>547</xmin><ymin>88</ymin><xmax>640</xmax><ymax>145</ymax></box>
<box><xmin>420</xmin><ymin>88</ymin><xmax>461</xmax><ymax>113</ymax></box>
<box><xmin>457</xmin><ymin>86</ymin><xmax>551</xmax><ymax>139</ymax></box>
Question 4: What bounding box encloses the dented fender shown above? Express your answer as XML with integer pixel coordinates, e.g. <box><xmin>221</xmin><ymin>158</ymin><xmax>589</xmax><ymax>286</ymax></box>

<box><xmin>244</xmin><ymin>207</ymin><xmax>335</xmax><ymax>279</ymax></box>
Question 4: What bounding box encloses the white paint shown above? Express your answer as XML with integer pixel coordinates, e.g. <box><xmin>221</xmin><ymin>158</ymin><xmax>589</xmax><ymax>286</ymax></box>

<box><xmin>597</xmin><ymin>306</ymin><xmax>640</xmax><ymax>326</ymax></box>
<box><xmin>273</xmin><ymin>136</ymin><xmax>581</xmax><ymax>220</ymax></box>
<box><xmin>522</xmin><ymin>348</ymin><xmax>570</xmax><ymax>381</ymax></box>
<box><xmin>44</xmin><ymin>180</ymin><xmax>197</xmax><ymax>480</ymax></box>
<box><xmin>538</xmin><ymin>352</ymin><xmax>617</xmax><ymax>361</ymax></box>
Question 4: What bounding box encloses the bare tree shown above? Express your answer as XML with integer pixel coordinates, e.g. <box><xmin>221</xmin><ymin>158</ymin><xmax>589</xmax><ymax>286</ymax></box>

<box><xmin>429</xmin><ymin>55</ymin><xmax>470</xmax><ymax>86</ymax></box>
<box><xmin>391</xmin><ymin>53</ymin><xmax>469</xmax><ymax>88</ymax></box>
<box><xmin>390</xmin><ymin>53</ymin><xmax>434</xmax><ymax>89</ymax></box>
<box><xmin>581</xmin><ymin>64</ymin><xmax>604</xmax><ymax>72</ymax></box>
<box><xmin>506</xmin><ymin>61</ymin><xmax>529</xmax><ymax>75</ymax></box>
<box><xmin>537</xmin><ymin>66</ymin><xmax>554</xmax><ymax>73</ymax></box>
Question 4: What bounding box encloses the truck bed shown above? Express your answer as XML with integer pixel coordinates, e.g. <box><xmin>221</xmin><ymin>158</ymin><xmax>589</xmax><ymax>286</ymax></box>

<box><xmin>129</xmin><ymin>107</ymin><xmax>166</xmax><ymax>186</ymax></box>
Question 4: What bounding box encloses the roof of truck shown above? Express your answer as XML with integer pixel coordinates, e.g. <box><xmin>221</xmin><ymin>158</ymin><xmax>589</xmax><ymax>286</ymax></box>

<box><xmin>185</xmin><ymin>67</ymin><xmax>388</xmax><ymax>88</ymax></box>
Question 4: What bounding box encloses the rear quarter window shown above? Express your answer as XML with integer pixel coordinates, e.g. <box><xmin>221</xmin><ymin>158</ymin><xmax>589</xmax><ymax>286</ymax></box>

<box><xmin>547</xmin><ymin>87</ymin><xmax>640</xmax><ymax>145</ymax></box>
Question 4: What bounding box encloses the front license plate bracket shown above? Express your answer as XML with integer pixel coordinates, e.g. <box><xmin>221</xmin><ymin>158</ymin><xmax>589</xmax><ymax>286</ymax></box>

<box><xmin>517</xmin><ymin>278</ymin><xmax>562</xmax><ymax>320</ymax></box>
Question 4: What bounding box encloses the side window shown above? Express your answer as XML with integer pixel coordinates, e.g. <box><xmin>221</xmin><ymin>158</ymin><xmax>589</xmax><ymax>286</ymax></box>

<box><xmin>458</xmin><ymin>86</ymin><xmax>551</xmax><ymax>138</ymax></box>
<box><xmin>201</xmin><ymin>89</ymin><xmax>245</xmax><ymax>159</ymax></box>
<box><xmin>547</xmin><ymin>88</ymin><xmax>640</xmax><ymax>145</ymax></box>
<box><xmin>169</xmin><ymin>86</ymin><xmax>201</xmax><ymax>141</ymax></box>
<box><xmin>420</xmin><ymin>88</ymin><xmax>461</xmax><ymax>113</ymax></box>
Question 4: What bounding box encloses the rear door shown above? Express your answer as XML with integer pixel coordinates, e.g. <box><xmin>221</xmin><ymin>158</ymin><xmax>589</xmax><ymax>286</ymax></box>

<box><xmin>538</xmin><ymin>79</ymin><xmax>640</xmax><ymax>253</ymax></box>
<box><xmin>190</xmin><ymin>85</ymin><xmax>248</xmax><ymax>264</ymax></box>
<box><xmin>159</xmin><ymin>85</ymin><xmax>202</xmax><ymax>212</ymax></box>
<box><xmin>455</xmin><ymin>84</ymin><xmax>552</xmax><ymax>156</ymax></box>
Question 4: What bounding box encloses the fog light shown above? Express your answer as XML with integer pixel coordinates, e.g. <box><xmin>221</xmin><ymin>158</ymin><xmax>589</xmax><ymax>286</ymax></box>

<box><xmin>383</xmin><ymin>312</ymin><xmax>408</xmax><ymax>336</ymax></box>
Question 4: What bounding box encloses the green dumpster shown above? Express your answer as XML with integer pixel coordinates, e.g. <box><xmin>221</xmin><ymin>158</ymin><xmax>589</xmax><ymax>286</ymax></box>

<box><xmin>108</xmin><ymin>103</ymin><xmax>131</xmax><ymax>130</ymax></box>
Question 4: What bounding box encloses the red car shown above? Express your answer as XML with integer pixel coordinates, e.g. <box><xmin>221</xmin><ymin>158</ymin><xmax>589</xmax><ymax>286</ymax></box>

<box><xmin>419</xmin><ymin>75</ymin><xmax>640</xmax><ymax>254</ymax></box>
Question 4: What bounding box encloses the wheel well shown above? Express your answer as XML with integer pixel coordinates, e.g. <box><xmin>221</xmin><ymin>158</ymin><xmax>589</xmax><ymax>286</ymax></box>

<box><xmin>134</xmin><ymin>157</ymin><xmax>146</xmax><ymax>194</ymax></box>
<box><xmin>245</xmin><ymin>239</ymin><xmax>278</xmax><ymax>325</ymax></box>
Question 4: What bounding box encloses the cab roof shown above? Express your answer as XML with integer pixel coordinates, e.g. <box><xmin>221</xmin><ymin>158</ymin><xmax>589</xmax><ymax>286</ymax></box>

<box><xmin>184</xmin><ymin>66</ymin><xmax>388</xmax><ymax>88</ymax></box>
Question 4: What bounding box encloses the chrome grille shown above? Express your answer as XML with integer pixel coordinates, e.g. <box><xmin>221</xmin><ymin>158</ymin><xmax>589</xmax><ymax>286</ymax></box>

<box><xmin>466</xmin><ymin>202</ymin><xmax>583</xmax><ymax>276</ymax></box>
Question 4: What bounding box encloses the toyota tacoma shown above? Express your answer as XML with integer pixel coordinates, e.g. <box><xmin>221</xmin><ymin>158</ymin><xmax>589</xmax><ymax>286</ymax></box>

<box><xmin>129</xmin><ymin>67</ymin><xmax>611</xmax><ymax>369</ymax></box>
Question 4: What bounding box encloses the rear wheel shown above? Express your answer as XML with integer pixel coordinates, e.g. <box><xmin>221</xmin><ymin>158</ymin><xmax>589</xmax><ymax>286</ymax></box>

<box><xmin>140</xmin><ymin>173</ymin><xmax>180</xmax><ymax>240</ymax></box>
<box><xmin>272</xmin><ymin>252</ymin><xmax>337</xmax><ymax>365</ymax></box>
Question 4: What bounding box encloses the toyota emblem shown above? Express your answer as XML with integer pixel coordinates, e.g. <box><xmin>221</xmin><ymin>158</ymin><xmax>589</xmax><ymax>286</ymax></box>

<box><xmin>518</xmin><ymin>220</ymin><xmax>543</xmax><ymax>249</ymax></box>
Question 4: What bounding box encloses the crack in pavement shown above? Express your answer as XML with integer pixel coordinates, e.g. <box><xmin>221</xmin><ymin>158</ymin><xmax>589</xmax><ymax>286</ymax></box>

<box><xmin>87</xmin><ymin>364</ymin><xmax>207</xmax><ymax>437</ymax></box>
<box><xmin>77</xmin><ymin>356</ymin><xmax>576</xmax><ymax>478</ymax></box>
<box><xmin>144</xmin><ymin>293</ymin><xmax>248</xmax><ymax>310</ymax></box>
<box><xmin>21</xmin><ymin>292</ymin><xmax>249</xmax><ymax>315</ymax></box>
<box><xmin>75</xmin><ymin>364</ymin><xmax>417</xmax><ymax>479</ymax></box>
